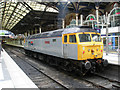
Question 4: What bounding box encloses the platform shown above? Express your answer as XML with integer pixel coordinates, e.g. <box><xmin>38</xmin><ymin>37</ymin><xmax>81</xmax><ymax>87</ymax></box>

<box><xmin>0</xmin><ymin>49</ymin><xmax>38</xmax><ymax>89</ymax></box>
<box><xmin>5</xmin><ymin>43</ymin><xmax>24</xmax><ymax>48</ymax></box>
<box><xmin>103</xmin><ymin>52</ymin><xmax>120</xmax><ymax>66</ymax></box>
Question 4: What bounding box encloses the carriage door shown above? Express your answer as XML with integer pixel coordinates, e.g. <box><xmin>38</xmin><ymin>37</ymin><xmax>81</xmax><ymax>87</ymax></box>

<box><xmin>63</xmin><ymin>35</ymin><xmax>68</xmax><ymax>58</ymax></box>
<box><xmin>63</xmin><ymin>34</ymin><xmax>77</xmax><ymax>59</ymax></box>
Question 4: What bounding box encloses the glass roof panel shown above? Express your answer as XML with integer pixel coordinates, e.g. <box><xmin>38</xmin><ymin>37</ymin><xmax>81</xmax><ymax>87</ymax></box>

<box><xmin>27</xmin><ymin>2</ymin><xmax>58</xmax><ymax>13</ymax></box>
<box><xmin>8</xmin><ymin>10</ymin><xmax>12</xmax><ymax>14</ymax></box>
<box><xmin>0</xmin><ymin>2</ymin><xmax>58</xmax><ymax>30</ymax></box>
<box><xmin>26</xmin><ymin>9</ymin><xmax>29</xmax><ymax>13</ymax></box>
<box><xmin>27</xmin><ymin>2</ymin><xmax>46</xmax><ymax>11</ymax></box>
<box><xmin>10</xmin><ymin>6</ymin><xmax>14</xmax><ymax>10</ymax></box>
<box><xmin>17</xmin><ymin>4</ymin><xmax>22</xmax><ymax>9</ymax></box>
<box><xmin>5</xmin><ymin>7</ymin><xmax>9</xmax><ymax>10</ymax></box>
<box><xmin>22</xmin><ymin>12</ymin><xmax>27</xmax><ymax>16</ymax></box>
<box><xmin>16</xmin><ymin>8</ymin><xmax>19</xmax><ymax>12</ymax></box>
<box><xmin>46</xmin><ymin>7</ymin><xmax>58</xmax><ymax>13</ymax></box>
<box><xmin>6</xmin><ymin>3</ymin><xmax>10</xmax><ymax>7</ymax></box>
<box><xmin>11</xmin><ymin>2</ymin><xmax>16</xmax><ymax>6</ymax></box>
<box><xmin>21</xmin><ymin>6</ymin><xmax>26</xmax><ymax>11</ymax></box>
<box><xmin>0</xmin><ymin>2</ymin><xmax>27</xmax><ymax>30</ymax></box>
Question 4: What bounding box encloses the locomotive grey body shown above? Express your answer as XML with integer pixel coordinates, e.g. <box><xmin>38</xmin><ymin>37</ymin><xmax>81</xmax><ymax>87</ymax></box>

<box><xmin>24</xmin><ymin>27</ymin><xmax>83</xmax><ymax>59</ymax></box>
<box><xmin>24</xmin><ymin>26</ymin><xmax>108</xmax><ymax>74</ymax></box>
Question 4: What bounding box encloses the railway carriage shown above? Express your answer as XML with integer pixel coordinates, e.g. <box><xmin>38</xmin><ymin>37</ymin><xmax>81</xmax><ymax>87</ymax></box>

<box><xmin>24</xmin><ymin>26</ymin><xmax>108</xmax><ymax>75</ymax></box>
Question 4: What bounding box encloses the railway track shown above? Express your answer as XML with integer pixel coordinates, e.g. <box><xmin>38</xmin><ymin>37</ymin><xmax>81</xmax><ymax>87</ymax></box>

<box><xmin>4</xmin><ymin>46</ymin><xmax>91</xmax><ymax>89</ymax></box>
<box><xmin>4</xmin><ymin>45</ymin><xmax>120</xmax><ymax>89</ymax></box>
<box><xmin>6</xmin><ymin>48</ymin><xmax>69</xmax><ymax>89</ymax></box>
<box><xmin>82</xmin><ymin>74</ymin><xmax>120</xmax><ymax>89</ymax></box>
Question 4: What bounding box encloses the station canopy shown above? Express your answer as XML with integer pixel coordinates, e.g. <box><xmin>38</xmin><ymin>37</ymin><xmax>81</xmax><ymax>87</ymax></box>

<box><xmin>0</xmin><ymin>2</ymin><xmax>112</xmax><ymax>34</ymax></box>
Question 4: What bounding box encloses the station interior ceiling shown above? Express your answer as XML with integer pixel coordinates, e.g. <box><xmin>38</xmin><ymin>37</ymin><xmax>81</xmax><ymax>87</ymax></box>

<box><xmin>0</xmin><ymin>2</ymin><xmax>116</xmax><ymax>35</ymax></box>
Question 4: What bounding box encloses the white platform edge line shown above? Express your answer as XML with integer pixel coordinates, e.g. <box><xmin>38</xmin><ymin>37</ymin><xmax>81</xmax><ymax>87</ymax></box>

<box><xmin>0</xmin><ymin>63</ymin><xmax>4</xmax><ymax>81</ymax></box>
<box><xmin>0</xmin><ymin>52</ymin><xmax>4</xmax><ymax>80</ymax></box>
<box><xmin>2</xmin><ymin>49</ymin><xmax>38</xmax><ymax>88</ymax></box>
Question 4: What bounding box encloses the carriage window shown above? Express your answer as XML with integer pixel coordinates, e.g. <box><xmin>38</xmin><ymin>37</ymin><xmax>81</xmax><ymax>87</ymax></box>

<box><xmin>64</xmin><ymin>35</ymin><xmax>67</xmax><ymax>43</ymax></box>
<box><xmin>79</xmin><ymin>34</ymin><xmax>91</xmax><ymax>42</ymax></box>
<box><xmin>69</xmin><ymin>35</ymin><xmax>76</xmax><ymax>43</ymax></box>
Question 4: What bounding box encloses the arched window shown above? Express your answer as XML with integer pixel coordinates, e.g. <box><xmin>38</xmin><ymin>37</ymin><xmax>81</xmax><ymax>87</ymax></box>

<box><xmin>108</xmin><ymin>7</ymin><xmax>120</xmax><ymax>27</ymax></box>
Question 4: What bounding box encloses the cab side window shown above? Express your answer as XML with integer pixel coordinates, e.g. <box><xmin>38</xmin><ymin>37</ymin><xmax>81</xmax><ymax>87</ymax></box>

<box><xmin>64</xmin><ymin>35</ymin><xmax>67</xmax><ymax>43</ymax></box>
<box><xmin>69</xmin><ymin>35</ymin><xmax>76</xmax><ymax>43</ymax></box>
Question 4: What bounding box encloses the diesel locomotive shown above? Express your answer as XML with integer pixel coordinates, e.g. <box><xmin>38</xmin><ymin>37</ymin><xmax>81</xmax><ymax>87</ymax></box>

<box><xmin>24</xmin><ymin>26</ymin><xmax>108</xmax><ymax>75</ymax></box>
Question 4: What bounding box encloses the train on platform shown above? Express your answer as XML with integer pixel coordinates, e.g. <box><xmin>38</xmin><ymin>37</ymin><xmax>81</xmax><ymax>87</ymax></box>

<box><xmin>24</xmin><ymin>26</ymin><xmax>108</xmax><ymax>75</ymax></box>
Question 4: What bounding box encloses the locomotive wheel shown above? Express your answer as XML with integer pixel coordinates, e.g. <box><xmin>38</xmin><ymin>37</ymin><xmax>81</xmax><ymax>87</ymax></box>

<box><xmin>33</xmin><ymin>53</ymin><xmax>37</xmax><ymax>58</ymax></box>
<box><xmin>90</xmin><ymin>66</ymin><xmax>96</xmax><ymax>74</ymax></box>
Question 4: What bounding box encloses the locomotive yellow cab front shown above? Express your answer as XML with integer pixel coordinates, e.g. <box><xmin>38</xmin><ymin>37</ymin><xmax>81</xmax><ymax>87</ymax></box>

<box><xmin>62</xmin><ymin>31</ymin><xmax>103</xmax><ymax>61</ymax></box>
<box><xmin>77</xmin><ymin>32</ymin><xmax>103</xmax><ymax>60</ymax></box>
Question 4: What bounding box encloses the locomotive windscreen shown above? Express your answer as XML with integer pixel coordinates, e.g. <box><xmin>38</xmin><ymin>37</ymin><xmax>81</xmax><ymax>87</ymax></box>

<box><xmin>79</xmin><ymin>34</ymin><xmax>101</xmax><ymax>42</ymax></box>
<box><xmin>91</xmin><ymin>34</ymin><xmax>101</xmax><ymax>42</ymax></box>
<box><xmin>79</xmin><ymin>34</ymin><xmax>91</xmax><ymax>42</ymax></box>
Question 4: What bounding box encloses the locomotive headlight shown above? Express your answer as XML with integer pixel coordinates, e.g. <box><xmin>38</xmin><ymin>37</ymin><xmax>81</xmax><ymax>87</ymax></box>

<box><xmin>101</xmin><ymin>46</ymin><xmax>102</xmax><ymax>49</ymax></box>
<box><xmin>83</xmin><ymin>47</ymin><xmax>85</xmax><ymax>50</ymax></box>
<box><xmin>95</xmin><ymin>55</ymin><xmax>97</xmax><ymax>57</ymax></box>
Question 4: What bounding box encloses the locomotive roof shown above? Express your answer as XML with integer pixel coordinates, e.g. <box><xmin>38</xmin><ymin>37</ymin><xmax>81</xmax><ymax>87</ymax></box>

<box><xmin>62</xmin><ymin>26</ymin><xmax>98</xmax><ymax>34</ymax></box>
<box><xmin>27</xmin><ymin>26</ymin><xmax>99</xmax><ymax>39</ymax></box>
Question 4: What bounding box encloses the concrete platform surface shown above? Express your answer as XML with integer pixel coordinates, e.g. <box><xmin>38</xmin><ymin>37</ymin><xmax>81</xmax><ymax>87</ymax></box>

<box><xmin>103</xmin><ymin>52</ymin><xmax>120</xmax><ymax>65</ymax></box>
<box><xmin>0</xmin><ymin>49</ymin><xmax>38</xmax><ymax>89</ymax></box>
<box><xmin>5</xmin><ymin>43</ymin><xmax>24</xmax><ymax>48</ymax></box>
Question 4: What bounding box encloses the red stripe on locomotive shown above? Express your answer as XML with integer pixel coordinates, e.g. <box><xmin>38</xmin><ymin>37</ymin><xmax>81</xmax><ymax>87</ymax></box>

<box><xmin>45</xmin><ymin>41</ymin><xmax>50</xmax><ymax>44</ymax></box>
